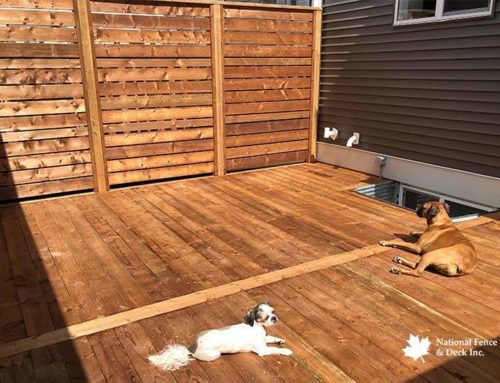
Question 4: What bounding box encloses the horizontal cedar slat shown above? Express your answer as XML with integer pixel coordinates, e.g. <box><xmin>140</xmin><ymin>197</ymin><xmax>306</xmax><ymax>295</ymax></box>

<box><xmin>102</xmin><ymin>106</ymin><xmax>213</xmax><ymax>124</ymax></box>
<box><xmin>224</xmin><ymin>78</ymin><xmax>310</xmax><ymax>91</ymax></box>
<box><xmin>92</xmin><ymin>13</ymin><xmax>211</xmax><ymax>30</ymax></box>
<box><xmin>107</xmin><ymin>151</ymin><xmax>214</xmax><ymax>172</ymax></box>
<box><xmin>99</xmin><ymin>81</ymin><xmax>212</xmax><ymax>96</ymax></box>
<box><xmin>0</xmin><ymin>163</ymin><xmax>92</xmax><ymax>186</ymax></box>
<box><xmin>224</xmin><ymin>31</ymin><xmax>312</xmax><ymax>46</ymax></box>
<box><xmin>224</xmin><ymin>57</ymin><xmax>311</xmax><ymax>66</ymax></box>
<box><xmin>1</xmin><ymin>84</ymin><xmax>84</xmax><ymax>100</ymax></box>
<box><xmin>0</xmin><ymin>69</ymin><xmax>82</xmax><ymax>85</ymax></box>
<box><xmin>0</xmin><ymin>59</ymin><xmax>81</xmax><ymax>69</ymax></box>
<box><xmin>224</xmin><ymin>18</ymin><xmax>312</xmax><ymax>33</ymax></box>
<box><xmin>224</xmin><ymin>45</ymin><xmax>312</xmax><ymax>58</ymax></box>
<box><xmin>97</xmin><ymin>58</ymin><xmax>211</xmax><ymax>68</ymax></box>
<box><xmin>0</xmin><ymin>9</ymin><xmax>75</xmax><ymax>27</ymax></box>
<box><xmin>225</xmin><ymin>111</ymin><xmax>309</xmax><ymax>124</ymax></box>
<box><xmin>225</xmin><ymin>89</ymin><xmax>310</xmax><ymax>103</ymax></box>
<box><xmin>0</xmin><ymin>99</ymin><xmax>85</xmax><ymax>117</ymax></box>
<box><xmin>0</xmin><ymin>151</ymin><xmax>91</xmax><ymax>171</ymax></box>
<box><xmin>108</xmin><ymin>162</ymin><xmax>213</xmax><ymax>185</ymax></box>
<box><xmin>2</xmin><ymin>137</ymin><xmax>89</xmax><ymax>156</ymax></box>
<box><xmin>104</xmin><ymin>128</ymin><xmax>214</xmax><ymax>147</ymax></box>
<box><xmin>225</xmin><ymin>140</ymin><xmax>309</xmax><ymax>159</ymax></box>
<box><xmin>224</xmin><ymin>8</ymin><xmax>313</xmax><ymax>21</ymax></box>
<box><xmin>91</xmin><ymin>2</ymin><xmax>210</xmax><ymax>17</ymax></box>
<box><xmin>0</xmin><ymin>0</ymin><xmax>74</xmax><ymax>9</ymax></box>
<box><xmin>104</xmin><ymin>118</ymin><xmax>214</xmax><ymax>134</ymax></box>
<box><xmin>94</xmin><ymin>29</ymin><xmax>210</xmax><ymax>44</ymax></box>
<box><xmin>0</xmin><ymin>113</ymin><xmax>86</xmax><ymax>132</ymax></box>
<box><xmin>225</xmin><ymin>65</ymin><xmax>311</xmax><ymax>79</ymax></box>
<box><xmin>100</xmin><ymin>94</ymin><xmax>212</xmax><ymax>111</ymax></box>
<box><xmin>0</xmin><ymin>127</ymin><xmax>88</xmax><ymax>142</ymax></box>
<box><xmin>226</xmin><ymin>129</ymin><xmax>309</xmax><ymax>147</ymax></box>
<box><xmin>225</xmin><ymin>100</ymin><xmax>310</xmax><ymax>115</ymax></box>
<box><xmin>0</xmin><ymin>176</ymin><xmax>93</xmax><ymax>200</ymax></box>
<box><xmin>0</xmin><ymin>43</ymin><xmax>79</xmax><ymax>58</ymax></box>
<box><xmin>226</xmin><ymin>118</ymin><xmax>310</xmax><ymax>136</ymax></box>
<box><xmin>105</xmin><ymin>139</ymin><xmax>214</xmax><ymax>160</ymax></box>
<box><xmin>0</xmin><ymin>26</ymin><xmax>77</xmax><ymax>43</ymax></box>
<box><xmin>94</xmin><ymin>45</ymin><xmax>211</xmax><ymax>58</ymax></box>
<box><xmin>226</xmin><ymin>150</ymin><xmax>308</xmax><ymax>171</ymax></box>
<box><xmin>98</xmin><ymin>67</ymin><xmax>211</xmax><ymax>82</ymax></box>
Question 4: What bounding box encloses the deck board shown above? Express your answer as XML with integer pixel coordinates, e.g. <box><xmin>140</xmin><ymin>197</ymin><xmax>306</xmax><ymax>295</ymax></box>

<box><xmin>0</xmin><ymin>163</ymin><xmax>498</xmax><ymax>382</ymax></box>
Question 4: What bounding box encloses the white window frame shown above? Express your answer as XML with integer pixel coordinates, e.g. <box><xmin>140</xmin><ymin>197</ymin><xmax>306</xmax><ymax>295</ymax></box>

<box><xmin>398</xmin><ymin>184</ymin><xmax>495</xmax><ymax>212</ymax></box>
<box><xmin>393</xmin><ymin>0</ymin><xmax>496</xmax><ymax>26</ymax></box>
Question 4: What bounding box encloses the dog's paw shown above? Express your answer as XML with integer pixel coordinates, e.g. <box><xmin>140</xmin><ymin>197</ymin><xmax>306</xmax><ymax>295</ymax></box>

<box><xmin>281</xmin><ymin>348</ymin><xmax>293</xmax><ymax>356</ymax></box>
<box><xmin>379</xmin><ymin>240</ymin><xmax>392</xmax><ymax>247</ymax></box>
<box><xmin>277</xmin><ymin>338</ymin><xmax>286</xmax><ymax>345</ymax></box>
<box><xmin>393</xmin><ymin>256</ymin><xmax>403</xmax><ymax>264</ymax></box>
<box><xmin>389</xmin><ymin>267</ymin><xmax>401</xmax><ymax>275</ymax></box>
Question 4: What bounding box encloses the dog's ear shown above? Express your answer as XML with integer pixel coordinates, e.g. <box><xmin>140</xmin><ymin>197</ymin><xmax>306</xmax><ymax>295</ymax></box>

<box><xmin>428</xmin><ymin>206</ymin><xmax>440</xmax><ymax>218</ymax></box>
<box><xmin>443</xmin><ymin>202</ymin><xmax>451</xmax><ymax>214</ymax></box>
<box><xmin>244</xmin><ymin>309</ymin><xmax>256</xmax><ymax>327</ymax></box>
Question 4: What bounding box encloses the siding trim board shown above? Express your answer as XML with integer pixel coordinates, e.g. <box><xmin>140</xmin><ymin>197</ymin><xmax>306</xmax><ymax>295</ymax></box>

<box><xmin>317</xmin><ymin>143</ymin><xmax>500</xmax><ymax>208</ymax></box>
<box><xmin>319</xmin><ymin>0</ymin><xmax>500</xmax><ymax>178</ymax></box>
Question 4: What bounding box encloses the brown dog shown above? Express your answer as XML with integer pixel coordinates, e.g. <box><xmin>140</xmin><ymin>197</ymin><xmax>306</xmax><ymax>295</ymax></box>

<box><xmin>379</xmin><ymin>201</ymin><xmax>476</xmax><ymax>277</ymax></box>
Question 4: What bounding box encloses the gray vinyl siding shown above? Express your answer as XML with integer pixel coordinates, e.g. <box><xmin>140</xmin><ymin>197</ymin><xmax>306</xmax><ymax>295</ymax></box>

<box><xmin>318</xmin><ymin>0</ymin><xmax>500</xmax><ymax>178</ymax></box>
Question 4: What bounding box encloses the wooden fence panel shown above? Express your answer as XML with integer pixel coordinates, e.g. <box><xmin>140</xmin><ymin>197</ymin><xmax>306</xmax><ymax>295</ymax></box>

<box><xmin>91</xmin><ymin>1</ymin><xmax>215</xmax><ymax>186</ymax></box>
<box><xmin>223</xmin><ymin>6</ymin><xmax>314</xmax><ymax>172</ymax></box>
<box><xmin>0</xmin><ymin>0</ymin><xmax>319</xmax><ymax>200</ymax></box>
<box><xmin>0</xmin><ymin>0</ymin><xmax>93</xmax><ymax>201</ymax></box>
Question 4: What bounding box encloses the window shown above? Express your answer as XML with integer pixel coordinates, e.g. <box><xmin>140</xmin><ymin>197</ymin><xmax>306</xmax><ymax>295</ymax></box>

<box><xmin>398</xmin><ymin>185</ymin><xmax>492</xmax><ymax>219</ymax></box>
<box><xmin>355</xmin><ymin>181</ymin><xmax>496</xmax><ymax>221</ymax></box>
<box><xmin>394</xmin><ymin>0</ymin><xmax>495</xmax><ymax>25</ymax></box>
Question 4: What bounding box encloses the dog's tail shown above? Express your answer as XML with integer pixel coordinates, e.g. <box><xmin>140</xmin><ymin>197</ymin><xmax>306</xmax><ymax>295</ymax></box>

<box><xmin>148</xmin><ymin>344</ymin><xmax>192</xmax><ymax>371</ymax></box>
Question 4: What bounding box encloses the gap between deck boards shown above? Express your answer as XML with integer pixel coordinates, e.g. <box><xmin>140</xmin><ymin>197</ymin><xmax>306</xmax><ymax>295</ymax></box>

<box><xmin>0</xmin><ymin>216</ymin><xmax>492</xmax><ymax>360</ymax></box>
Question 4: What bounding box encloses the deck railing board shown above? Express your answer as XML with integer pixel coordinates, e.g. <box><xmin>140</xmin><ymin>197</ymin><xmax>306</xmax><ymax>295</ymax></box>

<box><xmin>0</xmin><ymin>0</ymin><xmax>321</xmax><ymax>201</ymax></box>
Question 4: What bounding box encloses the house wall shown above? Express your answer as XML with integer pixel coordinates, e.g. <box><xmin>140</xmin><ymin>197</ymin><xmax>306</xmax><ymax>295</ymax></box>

<box><xmin>318</xmin><ymin>0</ymin><xmax>500</xmax><ymax>178</ymax></box>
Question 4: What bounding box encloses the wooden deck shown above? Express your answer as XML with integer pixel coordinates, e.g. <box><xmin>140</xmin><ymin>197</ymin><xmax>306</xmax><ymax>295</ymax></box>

<box><xmin>0</xmin><ymin>163</ymin><xmax>498</xmax><ymax>382</ymax></box>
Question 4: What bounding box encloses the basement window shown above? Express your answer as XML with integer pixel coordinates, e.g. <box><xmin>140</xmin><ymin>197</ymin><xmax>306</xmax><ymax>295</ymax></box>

<box><xmin>394</xmin><ymin>0</ymin><xmax>495</xmax><ymax>25</ymax></box>
<box><xmin>355</xmin><ymin>181</ymin><xmax>495</xmax><ymax>221</ymax></box>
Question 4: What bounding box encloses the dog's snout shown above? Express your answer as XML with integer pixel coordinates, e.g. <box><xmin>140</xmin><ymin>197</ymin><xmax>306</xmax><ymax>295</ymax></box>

<box><xmin>416</xmin><ymin>204</ymin><xmax>423</xmax><ymax>218</ymax></box>
<box><xmin>270</xmin><ymin>315</ymin><xmax>277</xmax><ymax>324</ymax></box>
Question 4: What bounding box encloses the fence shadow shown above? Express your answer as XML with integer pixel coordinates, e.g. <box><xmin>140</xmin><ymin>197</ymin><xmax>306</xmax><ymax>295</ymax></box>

<box><xmin>0</xmin><ymin>139</ymin><xmax>86</xmax><ymax>380</ymax></box>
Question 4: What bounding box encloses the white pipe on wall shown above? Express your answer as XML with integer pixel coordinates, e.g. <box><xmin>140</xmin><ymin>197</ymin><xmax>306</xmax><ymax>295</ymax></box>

<box><xmin>346</xmin><ymin>132</ymin><xmax>360</xmax><ymax>147</ymax></box>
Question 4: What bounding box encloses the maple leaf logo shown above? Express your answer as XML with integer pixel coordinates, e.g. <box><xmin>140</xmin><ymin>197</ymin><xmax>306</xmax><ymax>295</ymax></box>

<box><xmin>402</xmin><ymin>334</ymin><xmax>431</xmax><ymax>363</ymax></box>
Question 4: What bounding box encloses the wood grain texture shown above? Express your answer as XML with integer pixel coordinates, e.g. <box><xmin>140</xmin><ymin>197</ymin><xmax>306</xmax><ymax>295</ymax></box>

<box><xmin>308</xmin><ymin>9</ymin><xmax>322</xmax><ymax>162</ymax></box>
<box><xmin>73</xmin><ymin>0</ymin><xmax>108</xmax><ymax>193</ymax></box>
<box><xmin>91</xmin><ymin>1</ymin><xmax>215</xmax><ymax>186</ymax></box>
<box><xmin>0</xmin><ymin>243</ymin><xmax>389</xmax><ymax>359</ymax></box>
<box><xmin>0</xmin><ymin>0</ymin><xmax>92</xmax><ymax>201</ymax></box>
<box><xmin>0</xmin><ymin>1</ymin><xmax>318</xmax><ymax>199</ymax></box>
<box><xmin>222</xmin><ymin>6</ymin><xmax>316</xmax><ymax>172</ymax></box>
<box><xmin>211</xmin><ymin>3</ymin><xmax>225</xmax><ymax>176</ymax></box>
<box><xmin>0</xmin><ymin>163</ymin><xmax>496</xmax><ymax>381</ymax></box>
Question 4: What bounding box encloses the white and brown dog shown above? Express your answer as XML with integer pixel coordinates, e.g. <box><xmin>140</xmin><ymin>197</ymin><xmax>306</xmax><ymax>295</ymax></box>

<box><xmin>148</xmin><ymin>302</ymin><xmax>292</xmax><ymax>371</ymax></box>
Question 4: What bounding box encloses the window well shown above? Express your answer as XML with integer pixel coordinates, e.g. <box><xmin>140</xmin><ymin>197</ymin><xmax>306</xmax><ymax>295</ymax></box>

<box><xmin>355</xmin><ymin>180</ymin><xmax>495</xmax><ymax>221</ymax></box>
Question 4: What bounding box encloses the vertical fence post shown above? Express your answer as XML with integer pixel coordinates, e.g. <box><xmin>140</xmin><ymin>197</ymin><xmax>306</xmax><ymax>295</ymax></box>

<box><xmin>210</xmin><ymin>3</ymin><xmax>226</xmax><ymax>176</ymax></box>
<box><xmin>73</xmin><ymin>0</ymin><xmax>109</xmax><ymax>192</ymax></box>
<box><xmin>308</xmin><ymin>9</ymin><xmax>322</xmax><ymax>162</ymax></box>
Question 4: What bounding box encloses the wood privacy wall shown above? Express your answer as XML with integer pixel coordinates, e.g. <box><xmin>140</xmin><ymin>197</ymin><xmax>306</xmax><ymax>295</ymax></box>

<box><xmin>0</xmin><ymin>0</ymin><xmax>320</xmax><ymax>201</ymax></box>
<box><xmin>223</xmin><ymin>7</ymin><xmax>314</xmax><ymax>171</ymax></box>
<box><xmin>0</xmin><ymin>0</ymin><xmax>93</xmax><ymax>201</ymax></box>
